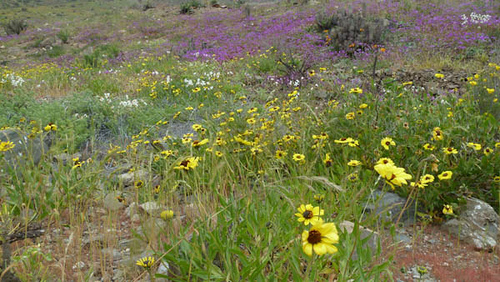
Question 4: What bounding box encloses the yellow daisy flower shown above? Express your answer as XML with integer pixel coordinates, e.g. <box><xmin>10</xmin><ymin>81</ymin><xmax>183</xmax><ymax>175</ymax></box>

<box><xmin>301</xmin><ymin>221</ymin><xmax>339</xmax><ymax>256</ymax></box>
<box><xmin>295</xmin><ymin>204</ymin><xmax>324</xmax><ymax>226</ymax></box>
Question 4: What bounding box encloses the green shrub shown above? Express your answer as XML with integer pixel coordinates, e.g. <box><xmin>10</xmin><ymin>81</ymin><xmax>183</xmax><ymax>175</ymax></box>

<box><xmin>56</xmin><ymin>29</ymin><xmax>70</xmax><ymax>44</ymax></box>
<box><xmin>180</xmin><ymin>3</ymin><xmax>193</xmax><ymax>14</ymax></box>
<box><xmin>315</xmin><ymin>10</ymin><xmax>387</xmax><ymax>51</ymax></box>
<box><xmin>3</xmin><ymin>18</ymin><xmax>28</xmax><ymax>35</ymax></box>
<box><xmin>47</xmin><ymin>45</ymin><xmax>65</xmax><ymax>58</ymax></box>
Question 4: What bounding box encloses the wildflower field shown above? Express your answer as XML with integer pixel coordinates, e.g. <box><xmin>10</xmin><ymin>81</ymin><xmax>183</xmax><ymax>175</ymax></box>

<box><xmin>0</xmin><ymin>0</ymin><xmax>499</xmax><ymax>280</ymax></box>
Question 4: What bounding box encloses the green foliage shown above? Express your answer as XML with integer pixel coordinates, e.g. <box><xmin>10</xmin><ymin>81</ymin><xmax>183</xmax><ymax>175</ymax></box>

<box><xmin>47</xmin><ymin>45</ymin><xmax>65</xmax><ymax>58</ymax></box>
<box><xmin>56</xmin><ymin>29</ymin><xmax>71</xmax><ymax>44</ymax></box>
<box><xmin>3</xmin><ymin>18</ymin><xmax>28</xmax><ymax>35</ymax></box>
<box><xmin>179</xmin><ymin>3</ymin><xmax>194</xmax><ymax>14</ymax></box>
<box><xmin>315</xmin><ymin>10</ymin><xmax>386</xmax><ymax>51</ymax></box>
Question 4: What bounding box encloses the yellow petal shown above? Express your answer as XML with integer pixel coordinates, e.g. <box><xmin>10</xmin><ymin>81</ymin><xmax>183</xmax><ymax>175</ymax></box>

<box><xmin>303</xmin><ymin>243</ymin><xmax>313</xmax><ymax>256</ymax></box>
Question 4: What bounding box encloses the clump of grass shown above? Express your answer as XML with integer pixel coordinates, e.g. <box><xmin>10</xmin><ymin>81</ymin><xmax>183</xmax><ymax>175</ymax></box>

<box><xmin>3</xmin><ymin>18</ymin><xmax>28</xmax><ymax>35</ymax></box>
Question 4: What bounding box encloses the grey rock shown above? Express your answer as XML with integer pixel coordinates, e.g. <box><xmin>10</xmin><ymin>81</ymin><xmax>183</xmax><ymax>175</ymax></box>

<box><xmin>339</xmin><ymin>220</ymin><xmax>378</xmax><ymax>259</ymax></box>
<box><xmin>72</xmin><ymin>261</ymin><xmax>85</xmax><ymax>270</ymax></box>
<box><xmin>408</xmin><ymin>265</ymin><xmax>436</xmax><ymax>281</ymax></box>
<box><xmin>395</xmin><ymin>233</ymin><xmax>412</xmax><ymax>243</ymax></box>
<box><xmin>52</xmin><ymin>152</ymin><xmax>81</xmax><ymax>166</ymax></box>
<box><xmin>140</xmin><ymin>201</ymin><xmax>162</xmax><ymax>216</ymax></box>
<box><xmin>365</xmin><ymin>190</ymin><xmax>418</xmax><ymax>226</ymax></box>
<box><xmin>443</xmin><ymin>197</ymin><xmax>499</xmax><ymax>250</ymax></box>
<box><xmin>117</xmin><ymin>169</ymin><xmax>149</xmax><ymax>187</ymax></box>
<box><xmin>0</xmin><ymin>129</ymin><xmax>50</xmax><ymax>168</ymax></box>
<box><xmin>103</xmin><ymin>191</ymin><xmax>126</xmax><ymax>211</ymax></box>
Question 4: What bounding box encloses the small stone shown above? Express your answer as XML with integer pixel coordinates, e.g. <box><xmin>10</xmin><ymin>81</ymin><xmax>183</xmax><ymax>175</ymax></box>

<box><xmin>140</xmin><ymin>201</ymin><xmax>162</xmax><ymax>216</ymax></box>
<box><xmin>131</xmin><ymin>214</ymin><xmax>141</xmax><ymax>224</ymax></box>
<box><xmin>103</xmin><ymin>191</ymin><xmax>126</xmax><ymax>211</ymax></box>
<box><xmin>72</xmin><ymin>261</ymin><xmax>85</xmax><ymax>270</ymax></box>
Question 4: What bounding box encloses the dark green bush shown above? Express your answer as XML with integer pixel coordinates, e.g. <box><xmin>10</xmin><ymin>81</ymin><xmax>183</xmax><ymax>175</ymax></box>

<box><xmin>315</xmin><ymin>11</ymin><xmax>387</xmax><ymax>51</ymax></box>
<box><xmin>3</xmin><ymin>18</ymin><xmax>28</xmax><ymax>35</ymax></box>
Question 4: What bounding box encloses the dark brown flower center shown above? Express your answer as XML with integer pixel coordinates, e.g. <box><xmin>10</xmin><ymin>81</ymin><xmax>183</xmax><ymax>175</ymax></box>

<box><xmin>307</xmin><ymin>230</ymin><xmax>322</xmax><ymax>244</ymax></box>
<box><xmin>390</xmin><ymin>174</ymin><xmax>396</xmax><ymax>180</ymax></box>
<box><xmin>303</xmin><ymin>210</ymin><xmax>313</xmax><ymax>219</ymax></box>
<box><xmin>385</xmin><ymin>142</ymin><xmax>391</xmax><ymax>145</ymax></box>
<box><xmin>180</xmin><ymin>160</ymin><xmax>190</xmax><ymax>167</ymax></box>
<box><xmin>442</xmin><ymin>173</ymin><xmax>448</xmax><ymax>177</ymax></box>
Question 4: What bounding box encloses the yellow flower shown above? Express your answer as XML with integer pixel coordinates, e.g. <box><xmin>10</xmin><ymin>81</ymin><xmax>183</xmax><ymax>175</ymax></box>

<box><xmin>192</xmin><ymin>87</ymin><xmax>201</xmax><ymax>93</ymax></box>
<box><xmin>295</xmin><ymin>204</ymin><xmax>324</xmax><ymax>225</ymax></box>
<box><xmin>381</xmin><ymin>137</ymin><xmax>396</xmax><ymax>150</ymax></box>
<box><xmin>191</xmin><ymin>139</ymin><xmax>209</xmax><ymax>147</ymax></box>
<box><xmin>275</xmin><ymin>150</ymin><xmax>287</xmax><ymax>159</ymax></box>
<box><xmin>134</xmin><ymin>180</ymin><xmax>144</xmax><ymax>189</ymax></box>
<box><xmin>359</xmin><ymin>103</ymin><xmax>368</xmax><ymax>109</ymax></box>
<box><xmin>496</xmin><ymin>142</ymin><xmax>500</xmax><ymax>149</ymax></box>
<box><xmin>323</xmin><ymin>153</ymin><xmax>333</xmax><ymax>167</ymax></box>
<box><xmin>374</xmin><ymin>163</ymin><xmax>412</xmax><ymax>189</ymax></box>
<box><xmin>438</xmin><ymin>171</ymin><xmax>453</xmax><ymax>180</ymax></box>
<box><xmin>301</xmin><ymin>221</ymin><xmax>339</xmax><ymax>256</ymax></box>
<box><xmin>376</xmin><ymin>158</ymin><xmax>394</xmax><ymax>166</ymax></box>
<box><xmin>435</xmin><ymin>73</ymin><xmax>444</xmax><ymax>79</ymax></box>
<box><xmin>345</xmin><ymin>112</ymin><xmax>355</xmax><ymax>120</ymax></box>
<box><xmin>486</xmin><ymin>88</ymin><xmax>495</xmax><ymax>94</ymax></box>
<box><xmin>467</xmin><ymin>142</ymin><xmax>482</xmax><ymax>151</ymax></box>
<box><xmin>442</xmin><ymin>147</ymin><xmax>458</xmax><ymax>155</ymax></box>
<box><xmin>293</xmin><ymin>153</ymin><xmax>305</xmax><ymax>164</ymax></box>
<box><xmin>469</xmin><ymin>81</ymin><xmax>477</xmax><ymax>86</ymax></box>
<box><xmin>174</xmin><ymin>157</ymin><xmax>199</xmax><ymax>170</ymax></box>
<box><xmin>192</xmin><ymin>124</ymin><xmax>203</xmax><ymax>131</ymax></box>
<box><xmin>334</xmin><ymin>137</ymin><xmax>353</xmax><ymax>144</ymax></box>
<box><xmin>0</xmin><ymin>141</ymin><xmax>15</xmax><ymax>152</ymax></box>
<box><xmin>442</xmin><ymin>205</ymin><xmax>453</xmax><ymax>215</ymax></box>
<box><xmin>484</xmin><ymin>147</ymin><xmax>493</xmax><ymax>156</ymax></box>
<box><xmin>313</xmin><ymin>194</ymin><xmax>325</xmax><ymax>203</ymax></box>
<box><xmin>246</xmin><ymin>118</ymin><xmax>256</xmax><ymax>125</ymax></box>
<box><xmin>161</xmin><ymin>210</ymin><xmax>174</xmax><ymax>220</ymax></box>
<box><xmin>432</xmin><ymin>127</ymin><xmax>443</xmax><ymax>141</ymax></box>
<box><xmin>348</xmin><ymin>173</ymin><xmax>359</xmax><ymax>182</ymax></box>
<box><xmin>136</xmin><ymin>256</ymin><xmax>155</xmax><ymax>269</ymax></box>
<box><xmin>161</xmin><ymin>150</ymin><xmax>174</xmax><ymax>157</ymax></box>
<box><xmin>347</xmin><ymin>160</ymin><xmax>362</xmax><ymax>166</ymax></box>
<box><xmin>44</xmin><ymin>123</ymin><xmax>57</xmax><ymax>132</ymax></box>
<box><xmin>348</xmin><ymin>139</ymin><xmax>359</xmax><ymax>147</ymax></box>
<box><xmin>410</xmin><ymin>181</ymin><xmax>427</xmax><ymax>189</ymax></box>
<box><xmin>494</xmin><ymin>176</ymin><xmax>500</xmax><ymax>183</ymax></box>
<box><xmin>215</xmin><ymin>151</ymin><xmax>224</xmax><ymax>157</ymax></box>
<box><xmin>349</xmin><ymin>87</ymin><xmax>363</xmax><ymax>94</ymax></box>
<box><xmin>423</xmin><ymin>143</ymin><xmax>435</xmax><ymax>151</ymax></box>
<box><xmin>420</xmin><ymin>174</ymin><xmax>435</xmax><ymax>183</ymax></box>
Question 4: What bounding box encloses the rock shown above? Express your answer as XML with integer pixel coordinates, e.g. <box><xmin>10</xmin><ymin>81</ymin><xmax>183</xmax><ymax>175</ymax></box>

<box><xmin>39</xmin><ymin>37</ymin><xmax>56</xmax><ymax>48</ymax></box>
<box><xmin>140</xmin><ymin>201</ymin><xmax>162</xmax><ymax>216</ymax></box>
<box><xmin>117</xmin><ymin>169</ymin><xmax>149</xmax><ymax>187</ymax></box>
<box><xmin>339</xmin><ymin>220</ymin><xmax>378</xmax><ymax>259</ymax></box>
<box><xmin>156</xmin><ymin>261</ymin><xmax>170</xmax><ymax>281</ymax></box>
<box><xmin>103</xmin><ymin>191</ymin><xmax>126</xmax><ymax>211</ymax></box>
<box><xmin>443</xmin><ymin>197</ymin><xmax>499</xmax><ymax>250</ymax></box>
<box><xmin>365</xmin><ymin>191</ymin><xmax>418</xmax><ymax>226</ymax></box>
<box><xmin>53</xmin><ymin>152</ymin><xmax>82</xmax><ymax>165</ymax></box>
<box><xmin>0</xmin><ymin>129</ymin><xmax>50</xmax><ymax>168</ymax></box>
<box><xmin>394</xmin><ymin>233</ymin><xmax>412</xmax><ymax>243</ymax></box>
<box><xmin>125</xmin><ymin>202</ymin><xmax>139</xmax><ymax>218</ymax></box>
<box><xmin>72</xmin><ymin>261</ymin><xmax>85</xmax><ymax>270</ymax></box>
<box><xmin>408</xmin><ymin>265</ymin><xmax>436</xmax><ymax>281</ymax></box>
